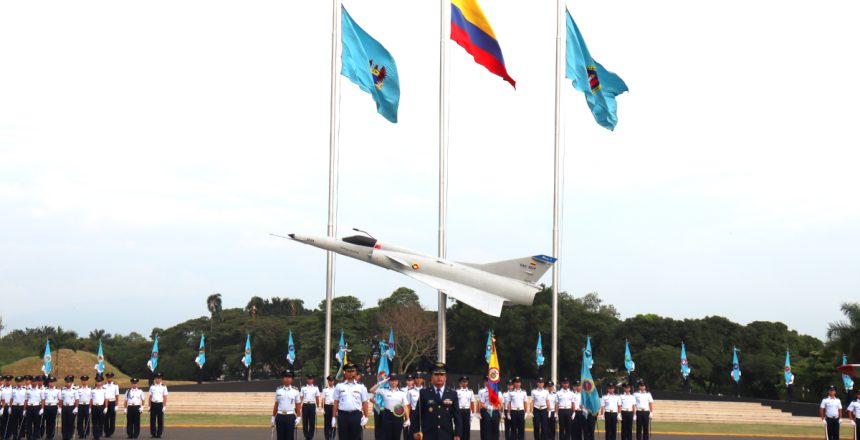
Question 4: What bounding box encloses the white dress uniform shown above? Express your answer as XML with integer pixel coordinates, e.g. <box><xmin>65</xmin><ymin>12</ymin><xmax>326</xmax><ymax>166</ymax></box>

<box><xmin>406</xmin><ymin>386</ymin><xmax>420</xmax><ymax>410</ymax></box>
<box><xmin>333</xmin><ymin>380</ymin><xmax>368</xmax><ymax>439</ymax></box>
<box><xmin>507</xmin><ymin>388</ymin><xmax>527</xmax><ymax>439</ymax></box>
<box><xmin>821</xmin><ymin>395</ymin><xmax>842</xmax><ymax>440</ymax></box>
<box><xmin>847</xmin><ymin>398</ymin><xmax>860</xmax><ymax>420</ymax></box>
<box><xmin>619</xmin><ymin>392</ymin><xmax>636</xmax><ymax>440</ymax></box>
<box><xmin>531</xmin><ymin>387</ymin><xmax>550</xmax><ymax>440</ymax></box>
<box><xmin>634</xmin><ymin>391</ymin><xmax>654</xmax><ymax>440</ymax></box>
<box><xmin>300</xmin><ymin>384</ymin><xmax>320</xmax><ymax>439</ymax></box>
<box><xmin>275</xmin><ymin>385</ymin><xmax>301</xmax><ymax>415</ymax></box>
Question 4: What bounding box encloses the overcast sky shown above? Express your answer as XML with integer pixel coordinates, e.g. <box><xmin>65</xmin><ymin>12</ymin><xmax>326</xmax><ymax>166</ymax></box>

<box><xmin>1</xmin><ymin>0</ymin><xmax>858</xmax><ymax>341</ymax></box>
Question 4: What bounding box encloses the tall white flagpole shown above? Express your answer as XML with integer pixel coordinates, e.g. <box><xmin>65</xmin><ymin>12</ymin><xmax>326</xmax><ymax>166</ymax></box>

<box><xmin>551</xmin><ymin>0</ymin><xmax>566</xmax><ymax>385</ymax></box>
<box><xmin>437</xmin><ymin>0</ymin><xmax>451</xmax><ymax>363</ymax></box>
<box><xmin>324</xmin><ymin>0</ymin><xmax>342</xmax><ymax>379</ymax></box>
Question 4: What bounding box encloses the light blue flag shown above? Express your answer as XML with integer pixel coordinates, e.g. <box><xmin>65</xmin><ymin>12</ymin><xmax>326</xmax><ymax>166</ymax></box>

<box><xmin>624</xmin><ymin>340</ymin><xmax>635</xmax><ymax>373</ymax></box>
<box><xmin>242</xmin><ymin>335</ymin><xmax>252</xmax><ymax>368</ymax></box>
<box><xmin>536</xmin><ymin>333</ymin><xmax>545</xmax><ymax>368</ymax></box>
<box><xmin>584</xmin><ymin>336</ymin><xmax>594</xmax><ymax>369</ymax></box>
<box><xmin>731</xmin><ymin>347</ymin><xmax>741</xmax><ymax>383</ymax></box>
<box><xmin>375</xmin><ymin>341</ymin><xmax>390</xmax><ymax>414</ymax></box>
<box><xmin>580</xmin><ymin>351</ymin><xmax>601</xmax><ymax>414</ymax></box>
<box><xmin>42</xmin><ymin>340</ymin><xmax>52</xmax><ymax>375</ymax></box>
<box><xmin>336</xmin><ymin>330</ymin><xmax>346</xmax><ymax>365</ymax></box>
<box><xmin>96</xmin><ymin>340</ymin><xmax>105</xmax><ymax>374</ymax></box>
<box><xmin>843</xmin><ymin>354</ymin><xmax>855</xmax><ymax>391</ymax></box>
<box><xmin>485</xmin><ymin>331</ymin><xmax>493</xmax><ymax>364</ymax></box>
<box><xmin>148</xmin><ymin>336</ymin><xmax>159</xmax><ymax>372</ymax></box>
<box><xmin>680</xmin><ymin>342</ymin><xmax>690</xmax><ymax>378</ymax></box>
<box><xmin>341</xmin><ymin>6</ymin><xmax>400</xmax><ymax>123</ymax></box>
<box><xmin>386</xmin><ymin>329</ymin><xmax>395</xmax><ymax>361</ymax></box>
<box><xmin>784</xmin><ymin>351</ymin><xmax>792</xmax><ymax>386</ymax></box>
<box><xmin>197</xmin><ymin>335</ymin><xmax>206</xmax><ymax>368</ymax></box>
<box><xmin>287</xmin><ymin>331</ymin><xmax>296</xmax><ymax>366</ymax></box>
<box><xmin>566</xmin><ymin>9</ymin><xmax>628</xmax><ymax>130</ymax></box>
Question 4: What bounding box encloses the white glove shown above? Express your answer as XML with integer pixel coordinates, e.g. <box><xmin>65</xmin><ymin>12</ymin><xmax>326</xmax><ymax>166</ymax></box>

<box><xmin>39</xmin><ymin>408</ymin><xmax>44</xmax><ymax>416</ymax></box>
<box><xmin>837</xmin><ymin>418</ymin><xmax>842</xmax><ymax>425</ymax></box>
<box><xmin>139</xmin><ymin>407</ymin><xmax>144</xmax><ymax>413</ymax></box>
<box><xmin>23</xmin><ymin>410</ymin><xmax>27</xmax><ymax>417</ymax></box>
<box><xmin>403</xmin><ymin>419</ymin><xmax>411</xmax><ymax>428</ymax></box>
<box><xmin>525</xmin><ymin>412</ymin><xmax>533</xmax><ymax>419</ymax></box>
<box><xmin>617</xmin><ymin>414</ymin><xmax>622</xmax><ymax>422</ymax></box>
<box><xmin>316</xmin><ymin>407</ymin><xmax>324</xmax><ymax>415</ymax></box>
<box><xmin>103</xmin><ymin>407</ymin><xmax>108</xmax><ymax>414</ymax></box>
<box><xmin>851</xmin><ymin>420</ymin><xmax>856</xmax><ymax>427</ymax></box>
<box><xmin>294</xmin><ymin>417</ymin><xmax>301</xmax><ymax>427</ymax></box>
<box><xmin>271</xmin><ymin>416</ymin><xmax>276</xmax><ymax>427</ymax></box>
<box><xmin>73</xmin><ymin>408</ymin><xmax>78</xmax><ymax>415</ymax></box>
<box><xmin>650</xmin><ymin>412</ymin><xmax>655</xmax><ymax>419</ymax></box>
<box><xmin>331</xmin><ymin>417</ymin><xmax>337</xmax><ymax>428</ymax></box>
<box><xmin>633</xmin><ymin>415</ymin><xmax>636</xmax><ymax>421</ymax></box>
<box><xmin>506</xmin><ymin>412</ymin><xmax>511</xmax><ymax>420</ymax></box>
<box><xmin>0</xmin><ymin>407</ymin><xmax>4</xmax><ymax>416</ymax></box>
<box><xmin>162</xmin><ymin>406</ymin><xmax>167</xmax><ymax>414</ymax></box>
<box><xmin>821</xmin><ymin>419</ymin><xmax>827</xmax><ymax>425</ymax></box>
<box><xmin>124</xmin><ymin>408</ymin><xmax>128</xmax><ymax>414</ymax></box>
<box><xmin>474</xmin><ymin>412</ymin><xmax>481</xmax><ymax>420</ymax></box>
<box><xmin>360</xmin><ymin>416</ymin><xmax>368</xmax><ymax>427</ymax></box>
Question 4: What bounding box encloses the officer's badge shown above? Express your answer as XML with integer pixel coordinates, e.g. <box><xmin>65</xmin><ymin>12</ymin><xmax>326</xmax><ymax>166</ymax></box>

<box><xmin>428</xmin><ymin>407</ymin><xmax>434</xmax><ymax>413</ymax></box>
<box><xmin>393</xmin><ymin>403</ymin><xmax>406</xmax><ymax>418</ymax></box>
<box><xmin>443</xmin><ymin>399</ymin><xmax>453</xmax><ymax>405</ymax></box>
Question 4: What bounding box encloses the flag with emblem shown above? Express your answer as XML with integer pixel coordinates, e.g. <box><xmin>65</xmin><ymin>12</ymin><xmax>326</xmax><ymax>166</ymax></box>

<box><xmin>783</xmin><ymin>351</ymin><xmax>792</xmax><ymax>386</ymax></box>
<box><xmin>42</xmin><ymin>340</ymin><xmax>52</xmax><ymax>375</ymax></box>
<box><xmin>624</xmin><ymin>340</ymin><xmax>635</xmax><ymax>373</ymax></box>
<box><xmin>680</xmin><ymin>342</ymin><xmax>690</xmax><ymax>378</ymax></box>
<box><xmin>843</xmin><ymin>354</ymin><xmax>855</xmax><ymax>391</ymax></box>
<box><xmin>287</xmin><ymin>330</ymin><xmax>296</xmax><ymax>366</ymax></box>
<box><xmin>584</xmin><ymin>336</ymin><xmax>594</xmax><ymax>369</ymax></box>
<box><xmin>580</xmin><ymin>351</ymin><xmax>600</xmax><ymax>414</ymax></box>
<box><xmin>487</xmin><ymin>334</ymin><xmax>501</xmax><ymax>408</ymax></box>
<box><xmin>95</xmin><ymin>340</ymin><xmax>106</xmax><ymax>374</ymax></box>
<box><xmin>731</xmin><ymin>347</ymin><xmax>741</xmax><ymax>383</ymax></box>
<box><xmin>450</xmin><ymin>0</ymin><xmax>516</xmax><ymax>87</ymax></box>
<box><xmin>341</xmin><ymin>6</ymin><xmax>400</xmax><ymax>123</ymax></box>
<box><xmin>536</xmin><ymin>333</ymin><xmax>545</xmax><ymax>368</ymax></box>
<box><xmin>374</xmin><ymin>341</ymin><xmax>390</xmax><ymax>413</ymax></box>
<box><xmin>386</xmin><ymin>328</ymin><xmax>396</xmax><ymax>361</ymax></box>
<box><xmin>485</xmin><ymin>330</ymin><xmax>493</xmax><ymax>364</ymax></box>
<box><xmin>147</xmin><ymin>336</ymin><xmax>159</xmax><ymax>372</ymax></box>
<box><xmin>566</xmin><ymin>9</ymin><xmax>628</xmax><ymax>130</ymax></box>
<box><xmin>241</xmin><ymin>334</ymin><xmax>252</xmax><ymax>368</ymax></box>
<box><xmin>335</xmin><ymin>330</ymin><xmax>348</xmax><ymax>381</ymax></box>
<box><xmin>196</xmin><ymin>335</ymin><xmax>206</xmax><ymax>368</ymax></box>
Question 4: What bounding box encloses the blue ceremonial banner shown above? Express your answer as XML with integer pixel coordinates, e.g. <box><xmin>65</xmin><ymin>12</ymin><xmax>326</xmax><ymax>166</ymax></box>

<box><xmin>485</xmin><ymin>330</ymin><xmax>493</xmax><ymax>364</ymax></box>
<box><xmin>624</xmin><ymin>340</ymin><xmax>635</xmax><ymax>373</ymax></box>
<box><xmin>731</xmin><ymin>347</ymin><xmax>741</xmax><ymax>383</ymax></box>
<box><xmin>148</xmin><ymin>336</ymin><xmax>159</xmax><ymax>372</ymax></box>
<box><xmin>680</xmin><ymin>342</ymin><xmax>690</xmax><ymax>378</ymax></box>
<box><xmin>386</xmin><ymin>328</ymin><xmax>396</xmax><ymax>361</ymax></box>
<box><xmin>197</xmin><ymin>335</ymin><xmax>206</xmax><ymax>368</ymax></box>
<box><xmin>536</xmin><ymin>333</ymin><xmax>545</xmax><ymax>368</ymax></box>
<box><xmin>96</xmin><ymin>340</ymin><xmax>105</xmax><ymax>374</ymax></box>
<box><xmin>843</xmin><ymin>354</ymin><xmax>855</xmax><ymax>391</ymax></box>
<box><xmin>580</xmin><ymin>351</ymin><xmax>600</xmax><ymax>414</ymax></box>
<box><xmin>584</xmin><ymin>336</ymin><xmax>594</xmax><ymax>369</ymax></box>
<box><xmin>565</xmin><ymin>9</ymin><xmax>628</xmax><ymax>130</ymax></box>
<box><xmin>42</xmin><ymin>340</ymin><xmax>52</xmax><ymax>375</ymax></box>
<box><xmin>784</xmin><ymin>351</ymin><xmax>791</xmax><ymax>386</ymax></box>
<box><xmin>287</xmin><ymin>330</ymin><xmax>296</xmax><ymax>366</ymax></box>
<box><xmin>341</xmin><ymin>6</ymin><xmax>401</xmax><ymax>123</ymax></box>
<box><xmin>242</xmin><ymin>334</ymin><xmax>252</xmax><ymax>368</ymax></box>
<box><xmin>336</xmin><ymin>330</ymin><xmax>347</xmax><ymax>365</ymax></box>
<box><xmin>375</xmin><ymin>341</ymin><xmax>390</xmax><ymax>414</ymax></box>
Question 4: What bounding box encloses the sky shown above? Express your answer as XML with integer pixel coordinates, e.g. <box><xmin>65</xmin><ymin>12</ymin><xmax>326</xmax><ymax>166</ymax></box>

<box><xmin>1</xmin><ymin>0</ymin><xmax>858</xmax><ymax>341</ymax></box>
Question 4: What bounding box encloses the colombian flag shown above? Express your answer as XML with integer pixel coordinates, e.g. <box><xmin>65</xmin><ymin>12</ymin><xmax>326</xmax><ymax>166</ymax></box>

<box><xmin>451</xmin><ymin>0</ymin><xmax>515</xmax><ymax>88</ymax></box>
<box><xmin>487</xmin><ymin>334</ymin><xmax>501</xmax><ymax>407</ymax></box>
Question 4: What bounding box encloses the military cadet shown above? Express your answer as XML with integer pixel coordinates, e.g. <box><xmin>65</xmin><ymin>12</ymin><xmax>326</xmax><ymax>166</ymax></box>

<box><xmin>632</xmin><ymin>381</ymin><xmax>653</xmax><ymax>440</ymax></box>
<box><xmin>599</xmin><ymin>384</ymin><xmax>620</xmax><ymax>440</ymax></box>
<box><xmin>404</xmin><ymin>374</ymin><xmax>419</xmax><ymax>440</ymax></box>
<box><xmin>59</xmin><ymin>377</ymin><xmax>78</xmax><ymax>440</ymax></box>
<box><xmin>410</xmin><ymin>362</ymin><xmax>461</xmax><ymax>440</ymax></box>
<box><xmin>1</xmin><ymin>376</ymin><xmax>11</xmax><ymax>440</ymax></box>
<box><xmin>477</xmin><ymin>377</ymin><xmax>500</xmax><ymax>440</ymax></box>
<box><xmin>846</xmin><ymin>391</ymin><xmax>860</xmax><ymax>440</ymax></box>
<box><xmin>618</xmin><ymin>384</ymin><xmax>634</xmax><ymax>440</ymax></box>
<box><xmin>299</xmin><ymin>375</ymin><xmax>320</xmax><ymax>440</ymax></box>
<box><xmin>322</xmin><ymin>376</ymin><xmax>336</xmax><ymax>440</ymax></box>
<box><xmin>571</xmin><ymin>380</ymin><xmax>585</xmax><ymax>440</ymax></box>
<box><xmin>271</xmin><ymin>371</ymin><xmax>301</xmax><ymax>440</ymax></box>
<box><xmin>123</xmin><ymin>379</ymin><xmax>144</xmax><ymax>439</ymax></box>
<box><xmin>147</xmin><ymin>373</ymin><xmax>168</xmax><ymax>438</ymax></box>
<box><xmin>505</xmin><ymin>377</ymin><xmax>526</xmax><ymax>440</ymax></box>
<box><xmin>9</xmin><ymin>376</ymin><xmax>26</xmax><ymax>440</ymax></box>
<box><xmin>455</xmin><ymin>377</ymin><xmax>475</xmax><ymax>440</ymax></box>
<box><xmin>501</xmin><ymin>380</ymin><xmax>514</xmax><ymax>440</ymax></box>
<box><xmin>414</xmin><ymin>372</ymin><xmax>425</xmax><ymax>391</ymax></box>
<box><xmin>820</xmin><ymin>385</ymin><xmax>842</xmax><ymax>440</ymax></box>
<box><xmin>547</xmin><ymin>381</ymin><xmax>557</xmax><ymax>440</ymax></box>
<box><xmin>332</xmin><ymin>362</ymin><xmax>370</xmax><ymax>440</ymax></box>
<box><xmin>370</xmin><ymin>375</ymin><xmax>410</xmax><ymax>440</ymax></box>
<box><xmin>90</xmin><ymin>375</ymin><xmax>108</xmax><ymax>440</ymax></box>
<box><xmin>531</xmin><ymin>378</ymin><xmax>549</xmax><ymax>440</ymax></box>
<box><xmin>24</xmin><ymin>375</ymin><xmax>43</xmax><ymax>440</ymax></box>
<box><xmin>76</xmin><ymin>375</ymin><xmax>92</xmax><ymax>439</ymax></box>
<box><xmin>42</xmin><ymin>376</ymin><xmax>60</xmax><ymax>440</ymax></box>
<box><xmin>102</xmin><ymin>373</ymin><xmax>119</xmax><ymax>439</ymax></box>
<box><xmin>556</xmin><ymin>378</ymin><xmax>574</xmax><ymax>440</ymax></box>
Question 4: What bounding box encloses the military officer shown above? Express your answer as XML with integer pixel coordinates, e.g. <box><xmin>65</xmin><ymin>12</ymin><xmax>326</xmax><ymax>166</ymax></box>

<box><xmin>410</xmin><ymin>362</ymin><xmax>461</xmax><ymax>440</ymax></box>
<box><xmin>272</xmin><ymin>371</ymin><xmax>302</xmax><ymax>440</ymax></box>
<box><xmin>123</xmin><ymin>378</ymin><xmax>145</xmax><ymax>439</ymax></box>
<box><xmin>820</xmin><ymin>385</ymin><xmax>842</xmax><ymax>440</ymax></box>
<box><xmin>476</xmin><ymin>377</ymin><xmax>500</xmax><ymax>440</ymax></box>
<box><xmin>505</xmin><ymin>378</ymin><xmax>526</xmax><ymax>440</ymax></box>
<box><xmin>370</xmin><ymin>375</ymin><xmax>410</xmax><ymax>440</ymax></box>
<box><xmin>333</xmin><ymin>362</ymin><xmax>370</xmax><ymax>440</ymax></box>
<box><xmin>102</xmin><ymin>373</ymin><xmax>119</xmax><ymax>439</ymax></box>
<box><xmin>633</xmin><ymin>381</ymin><xmax>653</xmax><ymax>440</ymax></box>
<box><xmin>618</xmin><ymin>384</ymin><xmax>634</xmax><ymax>440</ymax></box>
<box><xmin>599</xmin><ymin>384</ymin><xmax>621</xmax><ymax>440</ymax></box>
<box><xmin>322</xmin><ymin>376</ymin><xmax>336</xmax><ymax>440</ymax></box>
<box><xmin>501</xmin><ymin>380</ymin><xmax>514</xmax><ymax>440</ymax></box>
<box><xmin>300</xmin><ymin>375</ymin><xmax>320</xmax><ymax>440</ymax></box>
<box><xmin>846</xmin><ymin>391</ymin><xmax>860</xmax><ymax>440</ymax></box>
<box><xmin>455</xmin><ymin>377</ymin><xmax>475</xmax><ymax>440</ymax></box>
<box><xmin>547</xmin><ymin>381</ymin><xmax>558</xmax><ymax>440</ymax></box>
<box><xmin>59</xmin><ymin>376</ymin><xmax>78</xmax><ymax>440</ymax></box>
<box><xmin>77</xmin><ymin>375</ymin><xmax>92</xmax><ymax>439</ymax></box>
<box><xmin>90</xmin><ymin>375</ymin><xmax>108</xmax><ymax>440</ymax></box>
<box><xmin>1</xmin><ymin>375</ymin><xmax>12</xmax><ymax>440</ymax></box>
<box><xmin>571</xmin><ymin>380</ymin><xmax>585</xmax><ymax>440</ymax></box>
<box><xmin>531</xmin><ymin>378</ymin><xmax>549</xmax><ymax>440</ymax></box>
<box><xmin>43</xmin><ymin>376</ymin><xmax>61</xmax><ymax>440</ymax></box>
<box><xmin>147</xmin><ymin>373</ymin><xmax>168</xmax><ymax>438</ymax></box>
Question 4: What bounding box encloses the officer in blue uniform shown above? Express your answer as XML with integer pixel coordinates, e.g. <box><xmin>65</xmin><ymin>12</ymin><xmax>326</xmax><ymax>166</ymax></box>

<box><xmin>410</xmin><ymin>362</ymin><xmax>461</xmax><ymax>440</ymax></box>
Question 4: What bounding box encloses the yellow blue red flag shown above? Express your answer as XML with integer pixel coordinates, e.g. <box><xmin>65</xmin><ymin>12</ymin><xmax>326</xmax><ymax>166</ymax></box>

<box><xmin>451</xmin><ymin>0</ymin><xmax>515</xmax><ymax>88</ymax></box>
<box><xmin>487</xmin><ymin>334</ymin><xmax>501</xmax><ymax>407</ymax></box>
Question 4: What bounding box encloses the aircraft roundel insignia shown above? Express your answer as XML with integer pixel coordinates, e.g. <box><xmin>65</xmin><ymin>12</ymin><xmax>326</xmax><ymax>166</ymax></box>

<box><xmin>411</xmin><ymin>263</ymin><xmax>420</xmax><ymax>270</ymax></box>
<box><xmin>582</xmin><ymin>378</ymin><xmax>595</xmax><ymax>393</ymax></box>
<box><xmin>488</xmin><ymin>367</ymin><xmax>500</xmax><ymax>382</ymax></box>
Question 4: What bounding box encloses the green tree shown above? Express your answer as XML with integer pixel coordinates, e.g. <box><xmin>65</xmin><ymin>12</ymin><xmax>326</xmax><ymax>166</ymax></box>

<box><xmin>827</xmin><ymin>302</ymin><xmax>860</xmax><ymax>361</ymax></box>
<box><xmin>207</xmin><ymin>293</ymin><xmax>223</xmax><ymax>331</ymax></box>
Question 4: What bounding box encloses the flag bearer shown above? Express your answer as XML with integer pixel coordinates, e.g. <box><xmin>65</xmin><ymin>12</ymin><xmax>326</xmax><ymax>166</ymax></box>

<box><xmin>599</xmin><ymin>384</ymin><xmax>621</xmax><ymax>440</ymax></box>
<box><xmin>530</xmin><ymin>378</ymin><xmax>549</xmax><ymax>440</ymax></box>
<box><xmin>456</xmin><ymin>376</ymin><xmax>475</xmax><ymax>440</ymax></box>
<box><xmin>43</xmin><ymin>377</ymin><xmax>61</xmax><ymax>440</ymax></box>
<box><xmin>272</xmin><ymin>371</ymin><xmax>301</xmax><ymax>440</ymax></box>
<box><xmin>322</xmin><ymin>376</ymin><xmax>336</xmax><ymax>440</ymax></box>
<box><xmin>370</xmin><ymin>375</ymin><xmax>409</xmax><ymax>440</ymax></box>
<box><xmin>633</xmin><ymin>381</ymin><xmax>653</xmax><ymax>440</ymax></box>
<box><xmin>300</xmin><ymin>375</ymin><xmax>320</xmax><ymax>440</ymax></box>
<box><xmin>77</xmin><ymin>375</ymin><xmax>92</xmax><ymax>439</ymax></box>
<box><xmin>477</xmin><ymin>377</ymin><xmax>500</xmax><ymax>440</ymax></box>
<box><xmin>90</xmin><ymin>376</ymin><xmax>107</xmax><ymax>440</ymax></box>
<box><xmin>619</xmin><ymin>384</ymin><xmax>634</xmax><ymax>440</ymax></box>
<box><xmin>147</xmin><ymin>373</ymin><xmax>168</xmax><ymax>438</ymax></box>
<box><xmin>820</xmin><ymin>385</ymin><xmax>842</xmax><ymax>440</ymax></box>
<box><xmin>505</xmin><ymin>377</ymin><xmax>526</xmax><ymax>440</ymax></box>
<box><xmin>333</xmin><ymin>362</ymin><xmax>369</xmax><ymax>440</ymax></box>
<box><xmin>102</xmin><ymin>373</ymin><xmax>119</xmax><ymax>439</ymax></box>
<box><xmin>123</xmin><ymin>378</ymin><xmax>144</xmax><ymax>439</ymax></box>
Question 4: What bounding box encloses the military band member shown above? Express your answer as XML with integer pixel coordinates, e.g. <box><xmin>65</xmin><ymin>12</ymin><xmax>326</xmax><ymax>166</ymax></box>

<box><xmin>531</xmin><ymin>378</ymin><xmax>549</xmax><ymax>440</ymax></box>
<box><xmin>24</xmin><ymin>375</ymin><xmax>43</xmax><ymax>440</ymax></box>
<box><xmin>633</xmin><ymin>381</ymin><xmax>653</xmax><ymax>440</ymax></box>
<box><xmin>820</xmin><ymin>385</ymin><xmax>842</xmax><ymax>440</ymax></box>
<box><xmin>90</xmin><ymin>375</ymin><xmax>108</xmax><ymax>440</ymax></box>
<box><xmin>103</xmin><ymin>373</ymin><xmax>119</xmax><ymax>439</ymax></box>
<box><xmin>1</xmin><ymin>376</ymin><xmax>12</xmax><ymax>440</ymax></box>
<box><xmin>59</xmin><ymin>376</ymin><xmax>78</xmax><ymax>440</ymax></box>
<box><xmin>846</xmin><ymin>391</ymin><xmax>860</xmax><ymax>440</ymax></box>
<box><xmin>369</xmin><ymin>375</ymin><xmax>410</xmax><ymax>440</ymax></box>
<box><xmin>147</xmin><ymin>373</ymin><xmax>168</xmax><ymax>438</ymax></box>
<box><xmin>502</xmin><ymin>380</ymin><xmax>514</xmax><ymax>440</ymax></box>
<box><xmin>123</xmin><ymin>378</ymin><xmax>145</xmax><ymax>439</ymax></box>
<box><xmin>272</xmin><ymin>371</ymin><xmax>302</xmax><ymax>440</ymax></box>
<box><xmin>505</xmin><ymin>377</ymin><xmax>526</xmax><ymax>440</ymax></box>
<box><xmin>618</xmin><ymin>384</ymin><xmax>634</xmax><ymax>440</ymax></box>
<box><xmin>43</xmin><ymin>377</ymin><xmax>61</xmax><ymax>440</ymax></box>
<box><xmin>300</xmin><ymin>375</ymin><xmax>320</xmax><ymax>440</ymax></box>
<box><xmin>477</xmin><ymin>377</ymin><xmax>500</xmax><ymax>440</ymax></box>
<box><xmin>547</xmin><ymin>381</ymin><xmax>558</xmax><ymax>440</ymax></box>
<box><xmin>77</xmin><ymin>375</ymin><xmax>92</xmax><ymax>439</ymax></box>
<box><xmin>333</xmin><ymin>362</ymin><xmax>370</xmax><ymax>440</ymax></box>
<box><xmin>322</xmin><ymin>376</ymin><xmax>336</xmax><ymax>440</ymax></box>
<box><xmin>599</xmin><ymin>384</ymin><xmax>620</xmax><ymax>440</ymax></box>
<box><xmin>571</xmin><ymin>380</ymin><xmax>585</xmax><ymax>440</ymax></box>
<box><xmin>455</xmin><ymin>377</ymin><xmax>475</xmax><ymax>440</ymax></box>
<box><xmin>410</xmin><ymin>362</ymin><xmax>461</xmax><ymax>440</ymax></box>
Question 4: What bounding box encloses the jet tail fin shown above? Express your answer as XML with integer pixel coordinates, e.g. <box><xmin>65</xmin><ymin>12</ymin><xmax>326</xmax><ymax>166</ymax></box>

<box><xmin>463</xmin><ymin>255</ymin><xmax>557</xmax><ymax>284</ymax></box>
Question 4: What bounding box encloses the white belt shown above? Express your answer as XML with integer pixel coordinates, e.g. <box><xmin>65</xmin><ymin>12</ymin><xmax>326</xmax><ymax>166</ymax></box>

<box><xmin>277</xmin><ymin>410</ymin><xmax>295</xmax><ymax>415</ymax></box>
<box><xmin>535</xmin><ymin>406</ymin><xmax>547</xmax><ymax>410</ymax></box>
<box><xmin>460</xmin><ymin>406</ymin><xmax>471</xmax><ymax>410</ymax></box>
<box><xmin>558</xmin><ymin>406</ymin><xmax>572</xmax><ymax>409</ymax></box>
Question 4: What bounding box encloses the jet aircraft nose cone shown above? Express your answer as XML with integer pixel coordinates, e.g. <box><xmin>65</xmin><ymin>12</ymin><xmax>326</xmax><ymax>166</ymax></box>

<box><xmin>288</xmin><ymin>233</ymin><xmax>295</xmax><ymax>239</ymax></box>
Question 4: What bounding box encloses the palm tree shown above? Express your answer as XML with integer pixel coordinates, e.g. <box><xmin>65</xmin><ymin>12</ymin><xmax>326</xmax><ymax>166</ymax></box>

<box><xmin>207</xmin><ymin>293</ymin><xmax>223</xmax><ymax>331</ymax></box>
<box><xmin>827</xmin><ymin>302</ymin><xmax>860</xmax><ymax>360</ymax></box>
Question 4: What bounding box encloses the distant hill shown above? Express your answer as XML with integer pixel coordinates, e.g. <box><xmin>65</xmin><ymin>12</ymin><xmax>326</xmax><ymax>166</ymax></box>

<box><xmin>1</xmin><ymin>349</ymin><xmax>135</xmax><ymax>387</ymax></box>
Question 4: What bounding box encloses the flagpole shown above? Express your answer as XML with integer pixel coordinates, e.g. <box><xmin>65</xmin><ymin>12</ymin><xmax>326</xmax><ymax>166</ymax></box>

<box><xmin>551</xmin><ymin>0</ymin><xmax>565</xmax><ymax>385</ymax></box>
<box><xmin>437</xmin><ymin>0</ymin><xmax>451</xmax><ymax>363</ymax></box>
<box><xmin>324</xmin><ymin>0</ymin><xmax>343</xmax><ymax>379</ymax></box>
